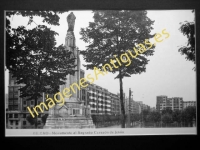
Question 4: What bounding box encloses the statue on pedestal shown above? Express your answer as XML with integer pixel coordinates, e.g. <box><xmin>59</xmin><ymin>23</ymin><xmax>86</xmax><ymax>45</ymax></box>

<box><xmin>67</xmin><ymin>12</ymin><xmax>76</xmax><ymax>32</ymax></box>
<box><xmin>43</xmin><ymin>12</ymin><xmax>95</xmax><ymax>129</ymax></box>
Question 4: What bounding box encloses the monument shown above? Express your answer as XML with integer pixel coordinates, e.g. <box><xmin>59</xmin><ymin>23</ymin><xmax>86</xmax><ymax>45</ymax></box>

<box><xmin>44</xmin><ymin>12</ymin><xmax>95</xmax><ymax>129</ymax></box>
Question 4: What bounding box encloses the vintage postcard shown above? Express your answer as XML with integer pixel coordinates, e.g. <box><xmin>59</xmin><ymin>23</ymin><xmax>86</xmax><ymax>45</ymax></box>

<box><xmin>5</xmin><ymin>10</ymin><xmax>196</xmax><ymax>136</ymax></box>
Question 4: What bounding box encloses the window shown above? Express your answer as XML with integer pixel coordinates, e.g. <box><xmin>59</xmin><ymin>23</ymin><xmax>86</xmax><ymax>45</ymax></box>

<box><xmin>13</xmin><ymin>106</ymin><xmax>18</xmax><ymax>110</ymax></box>
<box><xmin>13</xmin><ymin>100</ymin><xmax>18</xmax><ymax>105</ymax></box>
<box><xmin>31</xmin><ymin>101</ymin><xmax>34</xmax><ymax>105</ymax></box>
<box><xmin>14</xmin><ymin>87</ymin><xmax>18</xmax><ymax>93</ymax></box>
<box><xmin>9</xmin><ymin>114</ymin><xmax>12</xmax><ymax>118</ymax></box>
<box><xmin>8</xmin><ymin>105</ymin><xmax>13</xmax><ymax>110</ymax></box>
<box><xmin>23</xmin><ymin>114</ymin><xmax>26</xmax><ymax>118</ymax></box>
<box><xmin>14</xmin><ymin>93</ymin><xmax>18</xmax><ymax>98</ymax></box>
<box><xmin>14</xmin><ymin>114</ymin><xmax>18</xmax><ymax>118</ymax></box>
<box><xmin>23</xmin><ymin>101</ymin><xmax>26</xmax><ymax>105</ymax></box>
<box><xmin>16</xmin><ymin>121</ymin><xmax>18</xmax><ymax>125</ymax></box>
<box><xmin>9</xmin><ymin>93</ymin><xmax>13</xmax><ymax>99</ymax></box>
<box><xmin>9</xmin><ymin>100</ymin><xmax>13</xmax><ymax>105</ymax></box>
<box><xmin>23</xmin><ymin>121</ymin><xmax>26</xmax><ymax>125</ymax></box>
<box><xmin>23</xmin><ymin>107</ymin><xmax>26</xmax><ymax>111</ymax></box>
<box><xmin>10</xmin><ymin>120</ymin><xmax>13</xmax><ymax>125</ymax></box>
<box><xmin>9</xmin><ymin>87</ymin><xmax>13</xmax><ymax>93</ymax></box>
<box><xmin>72</xmin><ymin>109</ymin><xmax>80</xmax><ymax>115</ymax></box>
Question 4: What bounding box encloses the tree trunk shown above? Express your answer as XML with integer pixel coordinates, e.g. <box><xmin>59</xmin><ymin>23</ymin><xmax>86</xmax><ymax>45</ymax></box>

<box><xmin>119</xmin><ymin>69</ymin><xmax>125</xmax><ymax>128</ymax></box>
<box><xmin>34</xmin><ymin>97</ymin><xmax>38</xmax><ymax>129</ymax></box>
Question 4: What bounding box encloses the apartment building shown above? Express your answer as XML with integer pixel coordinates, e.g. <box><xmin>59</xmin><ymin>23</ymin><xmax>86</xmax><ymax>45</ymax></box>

<box><xmin>156</xmin><ymin>95</ymin><xmax>183</xmax><ymax>112</ymax></box>
<box><xmin>183</xmin><ymin>101</ymin><xmax>196</xmax><ymax>109</ymax></box>
<box><xmin>7</xmin><ymin>73</ymin><xmax>45</xmax><ymax>129</ymax></box>
<box><xmin>87</xmin><ymin>84</ymin><xmax>111</xmax><ymax>114</ymax></box>
<box><xmin>125</xmin><ymin>99</ymin><xmax>150</xmax><ymax>115</ymax></box>
<box><xmin>156</xmin><ymin>95</ymin><xmax>167</xmax><ymax>111</ymax></box>
<box><xmin>110</xmin><ymin>92</ymin><xmax>121</xmax><ymax>115</ymax></box>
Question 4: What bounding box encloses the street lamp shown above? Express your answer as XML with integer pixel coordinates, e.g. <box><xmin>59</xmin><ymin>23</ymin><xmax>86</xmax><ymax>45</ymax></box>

<box><xmin>127</xmin><ymin>88</ymin><xmax>131</xmax><ymax>128</ymax></box>
<box><xmin>85</xmin><ymin>87</ymin><xmax>89</xmax><ymax>117</ymax></box>
<box><xmin>85</xmin><ymin>87</ymin><xmax>90</xmax><ymax>124</ymax></box>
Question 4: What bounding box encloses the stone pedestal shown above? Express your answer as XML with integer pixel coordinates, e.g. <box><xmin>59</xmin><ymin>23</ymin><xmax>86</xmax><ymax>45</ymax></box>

<box><xmin>44</xmin><ymin>101</ymin><xmax>95</xmax><ymax>129</ymax></box>
<box><xmin>44</xmin><ymin>116</ymin><xmax>95</xmax><ymax>129</ymax></box>
<box><xmin>44</xmin><ymin>102</ymin><xmax>95</xmax><ymax>129</ymax></box>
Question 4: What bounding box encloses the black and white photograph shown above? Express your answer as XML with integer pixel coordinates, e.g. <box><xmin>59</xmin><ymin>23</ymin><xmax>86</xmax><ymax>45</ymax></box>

<box><xmin>5</xmin><ymin>9</ymin><xmax>196</xmax><ymax>136</ymax></box>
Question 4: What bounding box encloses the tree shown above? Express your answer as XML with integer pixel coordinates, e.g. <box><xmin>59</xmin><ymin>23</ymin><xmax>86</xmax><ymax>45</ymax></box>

<box><xmin>80</xmin><ymin>10</ymin><xmax>155</xmax><ymax>128</ymax></box>
<box><xmin>178</xmin><ymin>10</ymin><xmax>195</xmax><ymax>70</ymax></box>
<box><xmin>162</xmin><ymin>113</ymin><xmax>172</xmax><ymax>127</ymax></box>
<box><xmin>130</xmin><ymin>113</ymin><xmax>140</xmax><ymax>126</ymax></box>
<box><xmin>172</xmin><ymin>110</ymin><xmax>182</xmax><ymax>126</ymax></box>
<box><xmin>6</xmin><ymin>11</ymin><xmax>65</xmax><ymax>71</ymax></box>
<box><xmin>183</xmin><ymin>106</ymin><xmax>196</xmax><ymax>127</ymax></box>
<box><xmin>141</xmin><ymin>109</ymin><xmax>150</xmax><ymax>122</ymax></box>
<box><xmin>6</xmin><ymin>11</ymin><xmax>76</xmax><ymax>128</ymax></box>
<box><xmin>149</xmin><ymin>111</ymin><xmax>160</xmax><ymax>127</ymax></box>
<box><xmin>162</xmin><ymin>108</ymin><xmax>173</xmax><ymax>115</ymax></box>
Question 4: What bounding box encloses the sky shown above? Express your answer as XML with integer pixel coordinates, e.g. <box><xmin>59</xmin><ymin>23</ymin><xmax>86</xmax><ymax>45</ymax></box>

<box><xmin>5</xmin><ymin>10</ymin><xmax>196</xmax><ymax>107</ymax></box>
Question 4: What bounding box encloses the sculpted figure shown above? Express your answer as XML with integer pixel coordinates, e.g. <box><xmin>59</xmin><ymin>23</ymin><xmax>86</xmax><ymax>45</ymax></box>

<box><xmin>67</xmin><ymin>12</ymin><xmax>76</xmax><ymax>31</ymax></box>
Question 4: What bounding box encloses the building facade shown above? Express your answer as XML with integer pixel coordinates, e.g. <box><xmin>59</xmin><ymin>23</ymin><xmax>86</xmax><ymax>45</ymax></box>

<box><xmin>110</xmin><ymin>92</ymin><xmax>121</xmax><ymax>115</ymax></box>
<box><xmin>125</xmin><ymin>99</ymin><xmax>150</xmax><ymax>115</ymax></box>
<box><xmin>156</xmin><ymin>95</ymin><xmax>183</xmax><ymax>112</ymax></box>
<box><xmin>86</xmin><ymin>83</ymin><xmax>111</xmax><ymax>115</ymax></box>
<box><xmin>156</xmin><ymin>95</ymin><xmax>167</xmax><ymax>111</ymax></box>
<box><xmin>183</xmin><ymin>101</ymin><xmax>196</xmax><ymax>109</ymax></box>
<box><xmin>7</xmin><ymin>73</ymin><xmax>45</xmax><ymax>129</ymax></box>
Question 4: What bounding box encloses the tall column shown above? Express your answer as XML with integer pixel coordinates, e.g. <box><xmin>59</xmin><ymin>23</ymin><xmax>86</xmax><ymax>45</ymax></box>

<box><xmin>59</xmin><ymin>12</ymin><xmax>81</xmax><ymax>102</ymax></box>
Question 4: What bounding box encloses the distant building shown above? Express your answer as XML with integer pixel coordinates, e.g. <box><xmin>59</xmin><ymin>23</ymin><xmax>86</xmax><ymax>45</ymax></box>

<box><xmin>110</xmin><ymin>92</ymin><xmax>121</xmax><ymax>115</ymax></box>
<box><xmin>183</xmin><ymin>101</ymin><xmax>196</xmax><ymax>109</ymax></box>
<box><xmin>150</xmin><ymin>107</ymin><xmax>156</xmax><ymax>112</ymax></box>
<box><xmin>142</xmin><ymin>104</ymin><xmax>150</xmax><ymax>111</ymax></box>
<box><xmin>81</xmin><ymin>82</ymin><xmax>121</xmax><ymax>115</ymax></box>
<box><xmin>156</xmin><ymin>95</ymin><xmax>183</xmax><ymax>112</ymax></box>
<box><xmin>132</xmin><ymin>101</ymin><xmax>140</xmax><ymax>114</ymax></box>
<box><xmin>124</xmin><ymin>99</ymin><xmax>150</xmax><ymax>114</ymax></box>
<box><xmin>156</xmin><ymin>95</ymin><xmax>167</xmax><ymax>111</ymax></box>
<box><xmin>125</xmin><ymin>97</ymin><xmax>133</xmax><ymax>114</ymax></box>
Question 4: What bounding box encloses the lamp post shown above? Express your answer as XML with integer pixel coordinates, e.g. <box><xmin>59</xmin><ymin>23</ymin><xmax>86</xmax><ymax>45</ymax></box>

<box><xmin>85</xmin><ymin>87</ymin><xmax>90</xmax><ymax>124</ymax></box>
<box><xmin>127</xmin><ymin>88</ymin><xmax>131</xmax><ymax>128</ymax></box>
<box><xmin>85</xmin><ymin>87</ymin><xmax>89</xmax><ymax>117</ymax></box>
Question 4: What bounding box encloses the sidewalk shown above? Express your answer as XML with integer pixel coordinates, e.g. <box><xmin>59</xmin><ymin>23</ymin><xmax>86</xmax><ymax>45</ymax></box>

<box><xmin>102</xmin><ymin>123</ymin><xmax>141</xmax><ymax>128</ymax></box>
<box><xmin>104</xmin><ymin>125</ymin><xmax>121</xmax><ymax>128</ymax></box>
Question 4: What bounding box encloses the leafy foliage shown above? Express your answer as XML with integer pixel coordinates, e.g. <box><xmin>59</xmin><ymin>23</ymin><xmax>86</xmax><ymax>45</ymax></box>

<box><xmin>6</xmin><ymin>24</ymin><xmax>76</xmax><ymax>100</ymax></box>
<box><xmin>178</xmin><ymin>10</ymin><xmax>195</xmax><ymax>70</ymax></box>
<box><xmin>149</xmin><ymin>111</ymin><xmax>160</xmax><ymax>123</ymax></box>
<box><xmin>172</xmin><ymin>110</ymin><xmax>182</xmax><ymax>123</ymax></box>
<box><xmin>80</xmin><ymin>10</ymin><xmax>155</xmax><ymax>76</ymax></box>
<box><xmin>162</xmin><ymin>113</ymin><xmax>173</xmax><ymax>124</ymax></box>
<box><xmin>183</xmin><ymin>106</ymin><xmax>196</xmax><ymax>123</ymax></box>
<box><xmin>6</xmin><ymin>10</ymin><xmax>76</xmax><ymax>128</ymax></box>
<box><xmin>80</xmin><ymin>10</ymin><xmax>156</xmax><ymax>128</ymax></box>
<box><xmin>179</xmin><ymin>21</ymin><xmax>195</xmax><ymax>64</ymax></box>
